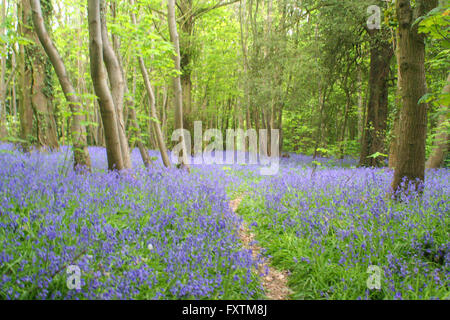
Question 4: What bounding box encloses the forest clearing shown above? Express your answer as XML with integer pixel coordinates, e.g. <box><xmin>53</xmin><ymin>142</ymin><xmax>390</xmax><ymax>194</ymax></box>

<box><xmin>0</xmin><ymin>0</ymin><xmax>449</xmax><ymax>303</ymax></box>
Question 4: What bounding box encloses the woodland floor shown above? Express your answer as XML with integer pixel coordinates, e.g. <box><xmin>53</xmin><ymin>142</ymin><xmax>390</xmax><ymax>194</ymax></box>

<box><xmin>0</xmin><ymin>144</ymin><xmax>449</xmax><ymax>300</ymax></box>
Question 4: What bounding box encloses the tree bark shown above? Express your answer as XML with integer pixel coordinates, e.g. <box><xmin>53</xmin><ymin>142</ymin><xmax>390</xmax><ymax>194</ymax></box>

<box><xmin>178</xmin><ymin>0</ymin><xmax>194</xmax><ymax>145</ymax></box>
<box><xmin>99</xmin><ymin>0</ymin><xmax>131</xmax><ymax>169</ymax></box>
<box><xmin>30</xmin><ymin>0</ymin><xmax>91</xmax><ymax>169</ymax></box>
<box><xmin>339</xmin><ymin>91</ymin><xmax>351</xmax><ymax>159</ymax></box>
<box><xmin>357</xmin><ymin>66</ymin><xmax>364</xmax><ymax>140</ymax></box>
<box><xmin>388</xmin><ymin>109</ymin><xmax>400</xmax><ymax>169</ymax></box>
<box><xmin>24</xmin><ymin>0</ymin><xmax>59</xmax><ymax>150</ymax></box>
<box><xmin>0</xmin><ymin>0</ymin><xmax>7</xmax><ymax>140</ymax></box>
<box><xmin>168</xmin><ymin>0</ymin><xmax>190</xmax><ymax>170</ymax></box>
<box><xmin>359</xmin><ymin>29</ymin><xmax>393</xmax><ymax>167</ymax></box>
<box><xmin>392</xmin><ymin>0</ymin><xmax>438</xmax><ymax>192</ymax></box>
<box><xmin>30</xmin><ymin>58</ymin><xmax>59</xmax><ymax>149</ymax></box>
<box><xmin>88</xmin><ymin>0</ymin><xmax>124</xmax><ymax>171</ymax></box>
<box><xmin>426</xmin><ymin>73</ymin><xmax>450</xmax><ymax>168</ymax></box>
<box><xmin>18</xmin><ymin>3</ymin><xmax>33</xmax><ymax>149</ymax></box>
<box><xmin>11</xmin><ymin>50</ymin><xmax>17</xmax><ymax>121</ymax></box>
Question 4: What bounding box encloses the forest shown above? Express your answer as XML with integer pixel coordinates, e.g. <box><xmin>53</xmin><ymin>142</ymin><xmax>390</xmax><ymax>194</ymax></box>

<box><xmin>0</xmin><ymin>0</ymin><xmax>449</xmax><ymax>301</ymax></box>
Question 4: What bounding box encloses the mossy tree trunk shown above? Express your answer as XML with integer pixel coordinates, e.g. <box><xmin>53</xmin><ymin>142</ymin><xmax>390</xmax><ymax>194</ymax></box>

<box><xmin>25</xmin><ymin>0</ymin><xmax>59</xmax><ymax>150</ymax></box>
<box><xmin>30</xmin><ymin>0</ymin><xmax>91</xmax><ymax>169</ymax></box>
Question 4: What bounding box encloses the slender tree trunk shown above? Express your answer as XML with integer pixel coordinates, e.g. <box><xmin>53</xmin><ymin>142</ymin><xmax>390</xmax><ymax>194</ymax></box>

<box><xmin>314</xmin><ymin>83</ymin><xmax>326</xmax><ymax>159</ymax></box>
<box><xmin>88</xmin><ymin>0</ymin><xmax>124</xmax><ymax>171</ymax></box>
<box><xmin>0</xmin><ymin>0</ymin><xmax>7</xmax><ymax>140</ymax></box>
<box><xmin>162</xmin><ymin>85</ymin><xmax>168</xmax><ymax>141</ymax></box>
<box><xmin>30</xmin><ymin>0</ymin><xmax>91</xmax><ymax>169</ymax></box>
<box><xmin>178</xmin><ymin>0</ymin><xmax>194</xmax><ymax>145</ymax></box>
<box><xmin>313</xmin><ymin>23</ymin><xmax>323</xmax><ymax>159</ymax></box>
<box><xmin>239</xmin><ymin>0</ymin><xmax>252</xmax><ymax>145</ymax></box>
<box><xmin>99</xmin><ymin>0</ymin><xmax>131</xmax><ymax>169</ymax></box>
<box><xmin>339</xmin><ymin>91</ymin><xmax>351</xmax><ymax>159</ymax></box>
<box><xmin>357</xmin><ymin>66</ymin><xmax>364</xmax><ymax>139</ymax></box>
<box><xmin>359</xmin><ymin>29</ymin><xmax>393</xmax><ymax>167</ymax></box>
<box><xmin>426</xmin><ymin>73</ymin><xmax>450</xmax><ymax>168</ymax></box>
<box><xmin>168</xmin><ymin>0</ymin><xmax>189</xmax><ymax>170</ymax></box>
<box><xmin>12</xmin><ymin>53</ymin><xmax>17</xmax><ymax>121</ymax></box>
<box><xmin>18</xmin><ymin>1</ymin><xmax>33</xmax><ymax>149</ymax></box>
<box><xmin>392</xmin><ymin>0</ymin><xmax>438</xmax><ymax>192</ymax></box>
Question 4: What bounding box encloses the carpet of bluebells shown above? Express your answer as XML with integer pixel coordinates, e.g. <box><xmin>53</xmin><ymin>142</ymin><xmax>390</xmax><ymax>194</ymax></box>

<box><xmin>0</xmin><ymin>144</ymin><xmax>264</xmax><ymax>300</ymax></box>
<box><xmin>239</xmin><ymin>160</ymin><xmax>450</xmax><ymax>300</ymax></box>
<box><xmin>1</xmin><ymin>144</ymin><xmax>449</xmax><ymax>300</ymax></box>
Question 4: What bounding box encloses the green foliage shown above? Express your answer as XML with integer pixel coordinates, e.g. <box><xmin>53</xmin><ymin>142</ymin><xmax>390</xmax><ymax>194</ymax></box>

<box><xmin>418</xmin><ymin>4</ymin><xmax>450</xmax><ymax>46</ymax></box>
<box><xmin>368</xmin><ymin>152</ymin><xmax>388</xmax><ymax>159</ymax></box>
<box><xmin>0</xmin><ymin>0</ymin><xmax>447</xmax><ymax>165</ymax></box>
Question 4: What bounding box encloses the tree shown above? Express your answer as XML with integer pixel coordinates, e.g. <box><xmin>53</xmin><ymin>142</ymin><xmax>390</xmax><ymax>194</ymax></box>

<box><xmin>392</xmin><ymin>0</ymin><xmax>438</xmax><ymax>192</ymax></box>
<box><xmin>88</xmin><ymin>0</ymin><xmax>129</xmax><ymax>171</ymax></box>
<box><xmin>359</xmin><ymin>27</ymin><xmax>394</xmax><ymax>167</ymax></box>
<box><xmin>17</xmin><ymin>0</ymin><xmax>34</xmax><ymax>148</ymax></box>
<box><xmin>99</xmin><ymin>0</ymin><xmax>132</xmax><ymax>169</ymax></box>
<box><xmin>30</xmin><ymin>0</ymin><xmax>91</xmax><ymax>169</ymax></box>
<box><xmin>24</xmin><ymin>0</ymin><xmax>58</xmax><ymax>150</ymax></box>
<box><xmin>168</xmin><ymin>0</ymin><xmax>190</xmax><ymax>170</ymax></box>
<box><xmin>0</xmin><ymin>0</ymin><xmax>6</xmax><ymax>139</ymax></box>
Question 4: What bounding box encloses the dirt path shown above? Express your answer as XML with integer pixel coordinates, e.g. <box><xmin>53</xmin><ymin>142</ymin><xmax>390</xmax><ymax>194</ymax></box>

<box><xmin>229</xmin><ymin>196</ymin><xmax>292</xmax><ymax>300</ymax></box>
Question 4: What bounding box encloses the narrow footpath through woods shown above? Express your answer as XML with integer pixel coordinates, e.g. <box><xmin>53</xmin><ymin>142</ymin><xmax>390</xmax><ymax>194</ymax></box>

<box><xmin>229</xmin><ymin>196</ymin><xmax>292</xmax><ymax>300</ymax></box>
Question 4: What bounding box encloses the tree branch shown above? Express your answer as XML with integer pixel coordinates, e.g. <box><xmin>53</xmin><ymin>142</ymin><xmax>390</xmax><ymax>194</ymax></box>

<box><xmin>193</xmin><ymin>0</ymin><xmax>240</xmax><ymax>19</ymax></box>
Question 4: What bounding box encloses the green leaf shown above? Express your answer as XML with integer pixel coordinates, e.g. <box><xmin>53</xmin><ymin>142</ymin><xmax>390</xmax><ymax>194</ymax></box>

<box><xmin>367</xmin><ymin>152</ymin><xmax>388</xmax><ymax>159</ymax></box>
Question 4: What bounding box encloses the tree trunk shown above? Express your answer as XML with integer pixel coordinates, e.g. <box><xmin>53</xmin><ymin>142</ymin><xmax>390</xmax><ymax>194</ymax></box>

<box><xmin>12</xmin><ymin>51</ymin><xmax>17</xmax><ymax>121</ymax></box>
<box><xmin>314</xmin><ymin>83</ymin><xmax>326</xmax><ymax>159</ymax></box>
<box><xmin>389</xmin><ymin>98</ymin><xmax>401</xmax><ymax>169</ymax></box>
<box><xmin>178</xmin><ymin>0</ymin><xmax>194</xmax><ymax>146</ymax></box>
<box><xmin>30</xmin><ymin>58</ymin><xmax>59</xmax><ymax>149</ymax></box>
<box><xmin>30</xmin><ymin>0</ymin><xmax>91</xmax><ymax>169</ymax></box>
<box><xmin>95</xmin><ymin>98</ymin><xmax>105</xmax><ymax>147</ymax></box>
<box><xmin>24</xmin><ymin>0</ymin><xmax>59</xmax><ymax>150</ymax></box>
<box><xmin>239</xmin><ymin>0</ymin><xmax>251</xmax><ymax>138</ymax></box>
<box><xmin>88</xmin><ymin>0</ymin><xmax>124</xmax><ymax>171</ymax></box>
<box><xmin>392</xmin><ymin>0</ymin><xmax>438</xmax><ymax>193</ymax></box>
<box><xmin>99</xmin><ymin>0</ymin><xmax>131</xmax><ymax>169</ymax></box>
<box><xmin>357</xmin><ymin>66</ymin><xmax>364</xmax><ymax>140</ymax></box>
<box><xmin>426</xmin><ymin>73</ymin><xmax>450</xmax><ymax>168</ymax></box>
<box><xmin>339</xmin><ymin>92</ymin><xmax>351</xmax><ymax>159</ymax></box>
<box><xmin>0</xmin><ymin>0</ymin><xmax>7</xmax><ymax>140</ymax></box>
<box><xmin>168</xmin><ymin>0</ymin><xmax>190</xmax><ymax>170</ymax></box>
<box><xmin>162</xmin><ymin>85</ymin><xmax>168</xmax><ymax>141</ymax></box>
<box><xmin>359</xmin><ymin>29</ymin><xmax>393</xmax><ymax>167</ymax></box>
